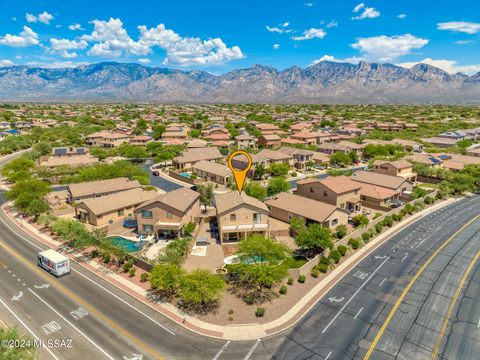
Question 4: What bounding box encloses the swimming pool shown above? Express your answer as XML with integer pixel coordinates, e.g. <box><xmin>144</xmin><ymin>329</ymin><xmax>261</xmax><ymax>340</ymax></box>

<box><xmin>224</xmin><ymin>255</ymin><xmax>267</xmax><ymax>265</ymax></box>
<box><xmin>179</xmin><ymin>172</ymin><xmax>190</xmax><ymax>178</ymax></box>
<box><xmin>107</xmin><ymin>236</ymin><xmax>147</xmax><ymax>253</ymax></box>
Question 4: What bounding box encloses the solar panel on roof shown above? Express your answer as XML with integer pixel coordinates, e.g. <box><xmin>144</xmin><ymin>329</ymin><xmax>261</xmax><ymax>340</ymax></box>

<box><xmin>428</xmin><ymin>157</ymin><xmax>442</xmax><ymax>164</ymax></box>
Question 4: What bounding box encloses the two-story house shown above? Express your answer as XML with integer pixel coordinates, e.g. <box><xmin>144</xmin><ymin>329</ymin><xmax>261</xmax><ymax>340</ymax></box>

<box><xmin>135</xmin><ymin>188</ymin><xmax>201</xmax><ymax>239</ymax></box>
<box><xmin>278</xmin><ymin>147</ymin><xmax>314</xmax><ymax>170</ymax></box>
<box><xmin>234</xmin><ymin>134</ymin><xmax>257</xmax><ymax>150</ymax></box>
<box><xmin>214</xmin><ymin>192</ymin><xmax>270</xmax><ymax>244</ymax></box>
<box><xmin>296</xmin><ymin>176</ymin><xmax>362</xmax><ymax>213</ymax></box>
<box><xmin>372</xmin><ymin>160</ymin><xmax>417</xmax><ymax>182</ymax></box>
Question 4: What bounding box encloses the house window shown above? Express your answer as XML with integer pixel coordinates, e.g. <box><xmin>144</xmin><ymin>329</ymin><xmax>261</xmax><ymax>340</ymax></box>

<box><xmin>167</xmin><ymin>211</ymin><xmax>172</xmax><ymax>219</ymax></box>
<box><xmin>117</xmin><ymin>210</ymin><xmax>124</xmax><ymax>216</ymax></box>
<box><xmin>142</xmin><ymin>224</ymin><xmax>154</xmax><ymax>233</ymax></box>
<box><xmin>310</xmin><ymin>187</ymin><xmax>314</xmax><ymax>193</ymax></box>
<box><xmin>230</xmin><ymin>214</ymin><xmax>236</xmax><ymax>221</ymax></box>
<box><xmin>340</xmin><ymin>203</ymin><xmax>345</xmax><ymax>209</ymax></box>
<box><xmin>331</xmin><ymin>218</ymin><xmax>339</xmax><ymax>226</ymax></box>
<box><xmin>141</xmin><ymin>210</ymin><xmax>153</xmax><ymax>219</ymax></box>
<box><xmin>253</xmin><ymin>213</ymin><xmax>261</xmax><ymax>223</ymax></box>
<box><xmin>323</xmin><ymin>191</ymin><xmax>328</xmax><ymax>197</ymax></box>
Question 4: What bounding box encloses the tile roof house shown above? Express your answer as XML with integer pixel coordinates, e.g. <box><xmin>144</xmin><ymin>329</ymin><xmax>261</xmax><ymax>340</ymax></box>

<box><xmin>257</xmin><ymin>134</ymin><xmax>282</xmax><ymax>149</ymax></box>
<box><xmin>296</xmin><ymin>176</ymin><xmax>362</xmax><ymax>213</ymax></box>
<box><xmin>266</xmin><ymin>192</ymin><xmax>348</xmax><ymax>229</ymax></box>
<box><xmin>351</xmin><ymin>170</ymin><xmax>414</xmax><ymax>194</ymax></box>
<box><xmin>76</xmin><ymin>188</ymin><xmax>158</xmax><ymax>227</ymax></box>
<box><xmin>192</xmin><ymin>160</ymin><xmax>232</xmax><ymax>185</ymax></box>
<box><xmin>372</xmin><ymin>160</ymin><xmax>417</xmax><ymax>182</ymax></box>
<box><xmin>278</xmin><ymin>146</ymin><xmax>314</xmax><ymax>170</ymax></box>
<box><xmin>135</xmin><ymin>188</ymin><xmax>201</xmax><ymax>239</ymax></box>
<box><xmin>68</xmin><ymin>178</ymin><xmax>141</xmax><ymax>203</ymax></box>
<box><xmin>357</xmin><ymin>183</ymin><xmax>400</xmax><ymax>210</ymax></box>
<box><xmin>86</xmin><ymin>131</ymin><xmax>129</xmax><ymax>148</ymax></box>
<box><xmin>234</xmin><ymin>134</ymin><xmax>257</xmax><ymax>150</ymax></box>
<box><xmin>214</xmin><ymin>192</ymin><xmax>270</xmax><ymax>244</ymax></box>
<box><xmin>172</xmin><ymin>147</ymin><xmax>223</xmax><ymax>170</ymax></box>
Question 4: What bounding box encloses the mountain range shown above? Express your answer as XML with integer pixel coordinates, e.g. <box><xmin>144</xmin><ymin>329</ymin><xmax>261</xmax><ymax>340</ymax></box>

<box><xmin>1</xmin><ymin>61</ymin><xmax>480</xmax><ymax>104</ymax></box>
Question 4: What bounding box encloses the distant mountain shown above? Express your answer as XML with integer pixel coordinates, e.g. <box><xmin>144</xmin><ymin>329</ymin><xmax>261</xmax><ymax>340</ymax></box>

<box><xmin>1</xmin><ymin>61</ymin><xmax>480</xmax><ymax>104</ymax></box>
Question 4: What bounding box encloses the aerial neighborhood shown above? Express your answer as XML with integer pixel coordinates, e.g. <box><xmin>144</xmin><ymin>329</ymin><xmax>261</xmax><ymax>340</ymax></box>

<box><xmin>1</xmin><ymin>103</ymin><xmax>480</xmax><ymax>334</ymax></box>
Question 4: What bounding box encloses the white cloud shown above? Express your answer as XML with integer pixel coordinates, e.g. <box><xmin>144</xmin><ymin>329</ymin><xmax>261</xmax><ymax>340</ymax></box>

<box><xmin>25</xmin><ymin>11</ymin><xmax>54</xmax><ymax>25</ymax></box>
<box><xmin>398</xmin><ymin>14</ymin><xmax>407</xmax><ymax>19</ymax></box>
<box><xmin>50</xmin><ymin>38</ymin><xmax>88</xmax><ymax>50</ymax></box>
<box><xmin>139</xmin><ymin>24</ymin><xmax>245</xmax><ymax>66</ymax></box>
<box><xmin>0</xmin><ymin>26</ymin><xmax>39</xmax><ymax>47</ymax></box>
<box><xmin>326</xmin><ymin>20</ymin><xmax>338</xmax><ymax>28</ymax></box>
<box><xmin>397</xmin><ymin>58</ymin><xmax>480</xmax><ymax>75</ymax></box>
<box><xmin>26</xmin><ymin>61</ymin><xmax>90</xmax><ymax>68</ymax></box>
<box><xmin>292</xmin><ymin>28</ymin><xmax>326</xmax><ymax>41</ymax></box>
<box><xmin>0</xmin><ymin>59</ymin><xmax>14</xmax><ymax>67</ymax></box>
<box><xmin>353</xmin><ymin>3</ymin><xmax>365</xmax><ymax>13</ymax></box>
<box><xmin>82</xmin><ymin>18</ymin><xmax>150</xmax><ymax>57</ymax></box>
<box><xmin>68</xmin><ymin>24</ymin><xmax>84</xmax><ymax>31</ymax></box>
<box><xmin>138</xmin><ymin>58</ymin><xmax>151</xmax><ymax>64</ymax></box>
<box><xmin>281</xmin><ymin>22</ymin><xmax>290</xmax><ymax>27</ymax></box>
<box><xmin>437</xmin><ymin>21</ymin><xmax>480</xmax><ymax>34</ymax></box>
<box><xmin>12</xmin><ymin>17</ymin><xmax>17</xmax><ymax>21</ymax></box>
<box><xmin>305</xmin><ymin>2</ymin><xmax>314</xmax><ymax>7</ymax></box>
<box><xmin>266</xmin><ymin>26</ymin><xmax>292</xmax><ymax>34</ymax></box>
<box><xmin>456</xmin><ymin>40</ymin><xmax>473</xmax><ymax>45</ymax></box>
<box><xmin>60</xmin><ymin>51</ymin><xmax>78</xmax><ymax>58</ymax></box>
<box><xmin>309</xmin><ymin>55</ymin><xmax>363</xmax><ymax>66</ymax></box>
<box><xmin>80</xmin><ymin>17</ymin><xmax>244</xmax><ymax>66</ymax></box>
<box><xmin>352</xmin><ymin>3</ymin><xmax>380</xmax><ymax>20</ymax></box>
<box><xmin>273</xmin><ymin>43</ymin><xmax>280</xmax><ymax>50</ymax></box>
<box><xmin>351</xmin><ymin>34</ymin><xmax>428</xmax><ymax>62</ymax></box>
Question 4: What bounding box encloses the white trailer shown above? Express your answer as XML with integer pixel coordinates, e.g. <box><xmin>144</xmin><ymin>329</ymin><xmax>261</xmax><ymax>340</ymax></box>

<box><xmin>37</xmin><ymin>249</ymin><xmax>71</xmax><ymax>277</ymax></box>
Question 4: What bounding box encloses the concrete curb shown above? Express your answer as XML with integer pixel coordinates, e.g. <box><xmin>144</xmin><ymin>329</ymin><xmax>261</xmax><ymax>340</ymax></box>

<box><xmin>0</xmin><ymin>197</ymin><xmax>458</xmax><ymax>341</ymax></box>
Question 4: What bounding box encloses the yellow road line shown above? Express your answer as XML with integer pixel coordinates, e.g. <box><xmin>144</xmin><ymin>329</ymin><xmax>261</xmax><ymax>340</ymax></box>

<box><xmin>430</xmin><ymin>250</ymin><xmax>480</xmax><ymax>359</ymax></box>
<box><xmin>364</xmin><ymin>213</ymin><xmax>480</xmax><ymax>360</ymax></box>
<box><xmin>0</xmin><ymin>239</ymin><xmax>164</xmax><ymax>360</ymax></box>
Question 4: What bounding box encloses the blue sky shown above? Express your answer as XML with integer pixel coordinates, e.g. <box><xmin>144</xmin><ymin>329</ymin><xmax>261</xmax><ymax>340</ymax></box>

<box><xmin>0</xmin><ymin>0</ymin><xmax>479</xmax><ymax>74</ymax></box>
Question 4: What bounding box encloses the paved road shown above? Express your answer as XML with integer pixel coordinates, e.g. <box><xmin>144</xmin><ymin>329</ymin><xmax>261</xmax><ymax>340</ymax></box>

<box><xmin>143</xmin><ymin>160</ymin><xmax>183</xmax><ymax>192</ymax></box>
<box><xmin>265</xmin><ymin>195</ymin><xmax>480</xmax><ymax>360</ymax></box>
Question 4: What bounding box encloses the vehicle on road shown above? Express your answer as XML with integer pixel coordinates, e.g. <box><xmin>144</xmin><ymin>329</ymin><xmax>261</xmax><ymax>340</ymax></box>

<box><xmin>152</xmin><ymin>170</ymin><xmax>160</xmax><ymax>176</ymax></box>
<box><xmin>37</xmin><ymin>249</ymin><xmax>71</xmax><ymax>277</ymax></box>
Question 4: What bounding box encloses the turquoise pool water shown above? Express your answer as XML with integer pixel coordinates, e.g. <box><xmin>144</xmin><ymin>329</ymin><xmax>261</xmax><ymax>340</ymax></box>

<box><xmin>107</xmin><ymin>236</ymin><xmax>146</xmax><ymax>252</ymax></box>
<box><xmin>179</xmin><ymin>172</ymin><xmax>190</xmax><ymax>178</ymax></box>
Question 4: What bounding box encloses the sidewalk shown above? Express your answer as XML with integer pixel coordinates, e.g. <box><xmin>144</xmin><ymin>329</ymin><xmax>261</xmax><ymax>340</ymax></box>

<box><xmin>1</xmin><ymin>197</ymin><xmax>458</xmax><ymax>341</ymax></box>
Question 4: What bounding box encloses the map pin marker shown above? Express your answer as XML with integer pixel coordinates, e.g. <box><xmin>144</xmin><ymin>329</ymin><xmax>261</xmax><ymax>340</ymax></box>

<box><xmin>228</xmin><ymin>150</ymin><xmax>253</xmax><ymax>193</ymax></box>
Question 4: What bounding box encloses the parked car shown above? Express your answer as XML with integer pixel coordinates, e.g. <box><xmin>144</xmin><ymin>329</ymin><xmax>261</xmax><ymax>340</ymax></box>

<box><xmin>391</xmin><ymin>199</ymin><xmax>405</xmax><ymax>208</ymax></box>
<box><xmin>152</xmin><ymin>170</ymin><xmax>160</xmax><ymax>176</ymax></box>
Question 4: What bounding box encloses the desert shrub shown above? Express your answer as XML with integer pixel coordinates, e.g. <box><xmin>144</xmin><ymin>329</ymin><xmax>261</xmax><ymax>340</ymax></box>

<box><xmin>287</xmin><ymin>277</ymin><xmax>294</xmax><ymax>285</ymax></box>
<box><xmin>279</xmin><ymin>285</ymin><xmax>287</xmax><ymax>295</ymax></box>
<box><xmin>128</xmin><ymin>267</ymin><xmax>136</xmax><ymax>277</ymax></box>
<box><xmin>319</xmin><ymin>256</ymin><xmax>330</xmax><ymax>265</ymax></box>
<box><xmin>140</xmin><ymin>272</ymin><xmax>149</xmax><ymax>282</ymax></box>
<box><xmin>244</xmin><ymin>294</ymin><xmax>255</xmax><ymax>305</ymax></box>
<box><xmin>348</xmin><ymin>238</ymin><xmax>363</xmax><ymax>250</ymax></box>
<box><xmin>375</xmin><ymin>223</ymin><xmax>383</xmax><ymax>234</ymax></box>
<box><xmin>311</xmin><ymin>268</ymin><xmax>320</xmax><ymax>278</ymax></box>
<box><xmin>337</xmin><ymin>245</ymin><xmax>348</xmax><ymax>256</ymax></box>
<box><xmin>255</xmin><ymin>307</ymin><xmax>265</xmax><ymax>317</ymax></box>
<box><xmin>298</xmin><ymin>275</ymin><xmax>306</xmax><ymax>283</ymax></box>
<box><xmin>318</xmin><ymin>263</ymin><xmax>328</xmax><ymax>273</ymax></box>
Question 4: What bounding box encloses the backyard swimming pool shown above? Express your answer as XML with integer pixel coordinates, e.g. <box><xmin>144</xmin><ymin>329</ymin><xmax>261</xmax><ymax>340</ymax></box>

<box><xmin>107</xmin><ymin>236</ymin><xmax>147</xmax><ymax>253</ymax></box>
<box><xmin>179</xmin><ymin>172</ymin><xmax>190</xmax><ymax>178</ymax></box>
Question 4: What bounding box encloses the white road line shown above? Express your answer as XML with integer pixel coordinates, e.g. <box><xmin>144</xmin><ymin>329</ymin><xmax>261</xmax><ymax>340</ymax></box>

<box><xmin>0</xmin><ymin>296</ymin><xmax>60</xmax><ymax>360</ymax></box>
<box><xmin>378</xmin><ymin>277</ymin><xmax>387</xmax><ymax>287</ymax></box>
<box><xmin>0</xmin><ymin>215</ymin><xmax>175</xmax><ymax>336</ymax></box>
<box><xmin>212</xmin><ymin>340</ymin><xmax>231</xmax><ymax>360</ymax></box>
<box><xmin>28</xmin><ymin>288</ymin><xmax>115</xmax><ymax>360</ymax></box>
<box><xmin>401</xmin><ymin>253</ymin><xmax>408</xmax><ymax>262</ymax></box>
<box><xmin>244</xmin><ymin>339</ymin><xmax>261</xmax><ymax>360</ymax></box>
<box><xmin>321</xmin><ymin>257</ymin><xmax>390</xmax><ymax>334</ymax></box>
<box><xmin>354</xmin><ymin>307</ymin><xmax>363</xmax><ymax>320</ymax></box>
<box><xmin>325</xmin><ymin>351</ymin><xmax>332</xmax><ymax>359</ymax></box>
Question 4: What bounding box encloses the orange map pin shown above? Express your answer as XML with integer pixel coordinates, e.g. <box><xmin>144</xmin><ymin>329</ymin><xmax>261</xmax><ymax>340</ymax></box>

<box><xmin>227</xmin><ymin>150</ymin><xmax>253</xmax><ymax>193</ymax></box>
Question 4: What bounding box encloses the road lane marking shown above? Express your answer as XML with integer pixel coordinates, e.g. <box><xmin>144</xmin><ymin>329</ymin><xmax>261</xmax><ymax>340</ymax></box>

<box><xmin>477</xmin><ymin>316</ymin><xmax>480</xmax><ymax>328</ymax></box>
<box><xmin>0</xmin><ymin>213</ymin><xmax>175</xmax><ymax>336</ymax></box>
<box><xmin>29</xmin><ymin>288</ymin><xmax>114</xmax><ymax>359</ymax></box>
<box><xmin>378</xmin><ymin>277</ymin><xmax>387</xmax><ymax>287</ymax></box>
<box><xmin>364</xmin><ymin>213</ymin><xmax>480</xmax><ymax>360</ymax></box>
<box><xmin>70</xmin><ymin>307</ymin><xmax>88</xmax><ymax>320</ymax></box>
<box><xmin>212</xmin><ymin>340</ymin><xmax>231</xmax><ymax>360</ymax></box>
<box><xmin>244</xmin><ymin>339</ymin><xmax>261</xmax><ymax>360</ymax></box>
<box><xmin>0</xmin><ymin>295</ymin><xmax>60</xmax><ymax>360</ymax></box>
<box><xmin>431</xmin><ymin>250</ymin><xmax>480</xmax><ymax>360</ymax></box>
<box><xmin>11</xmin><ymin>291</ymin><xmax>23</xmax><ymax>301</ymax></box>
<box><xmin>354</xmin><ymin>307</ymin><xmax>364</xmax><ymax>320</ymax></box>
<box><xmin>322</xmin><ymin>257</ymin><xmax>390</xmax><ymax>334</ymax></box>
<box><xmin>401</xmin><ymin>253</ymin><xmax>408</xmax><ymax>262</ymax></box>
<box><xmin>41</xmin><ymin>321</ymin><xmax>62</xmax><ymax>336</ymax></box>
<box><xmin>328</xmin><ymin>296</ymin><xmax>345</xmax><ymax>303</ymax></box>
<box><xmin>0</xmin><ymin>238</ymin><xmax>164</xmax><ymax>360</ymax></box>
<box><xmin>325</xmin><ymin>351</ymin><xmax>332</xmax><ymax>359</ymax></box>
